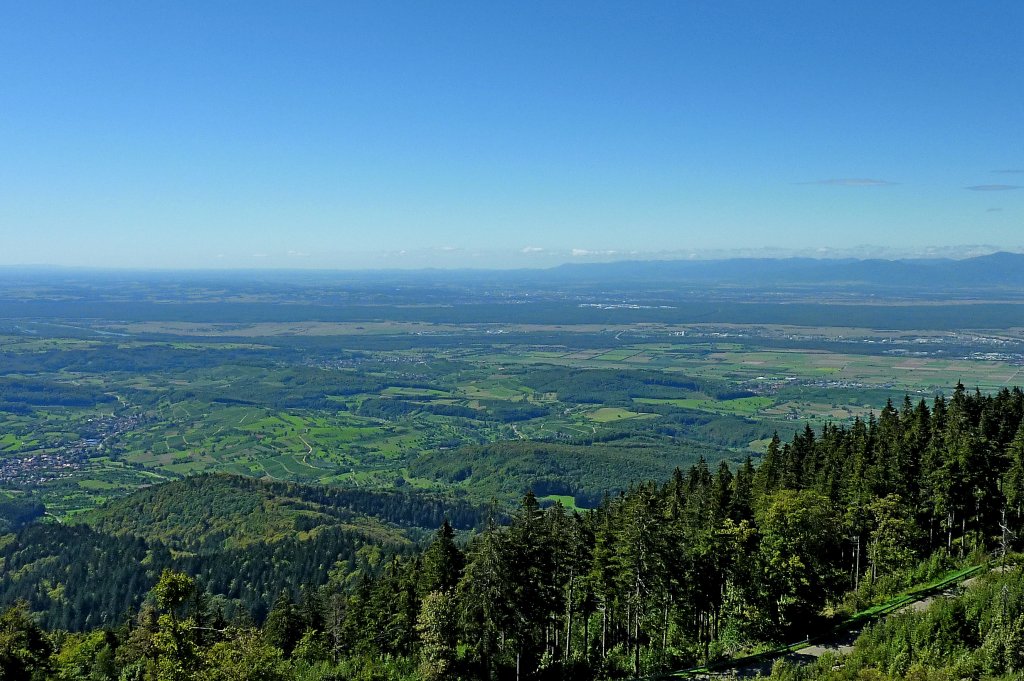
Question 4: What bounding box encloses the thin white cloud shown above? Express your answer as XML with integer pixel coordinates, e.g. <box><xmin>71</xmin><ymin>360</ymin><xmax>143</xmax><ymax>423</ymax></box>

<box><xmin>799</xmin><ymin>178</ymin><xmax>897</xmax><ymax>187</ymax></box>
<box><xmin>521</xmin><ymin>246</ymin><xmax>545</xmax><ymax>254</ymax></box>
<box><xmin>251</xmin><ymin>253</ymin><xmax>269</xmax><ymax>258</ymax></box>
<box><xmin>966</xmin><ymin>184</ymin><xmax>1022</xmax><ymax>191</ymax></box>
<box><xmin>286</xmin><ymin>250</ymin><xmax>310</xmax><ymax>257</ymax></box>
<box><xmin>572</xmin><ymin>248</ymin><xmax>619</xmax><ymax>257</ymax></box>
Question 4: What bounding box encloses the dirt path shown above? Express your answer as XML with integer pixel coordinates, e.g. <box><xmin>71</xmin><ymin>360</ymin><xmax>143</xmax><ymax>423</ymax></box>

<box><xmin>297</xmin><ymin>434</ymin><xmax>314</xmax><ymax>463</ymax></box>
<box><xmin>686</xmin><ymin>565</ymin><xmax>1001</xmax><ymax>679</ymax></box>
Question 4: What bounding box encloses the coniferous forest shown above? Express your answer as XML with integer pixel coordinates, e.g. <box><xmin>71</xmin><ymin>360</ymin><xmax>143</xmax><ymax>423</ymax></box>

<box><xmin>4</xmin><ymin>384</ymin><xmax>1024</xmax><ymax>679</ymax></box>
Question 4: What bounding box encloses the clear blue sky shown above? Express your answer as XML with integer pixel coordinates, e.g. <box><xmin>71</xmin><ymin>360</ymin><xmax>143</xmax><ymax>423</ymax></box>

<box><xmin>1</xmin><ymin>1</ymin><xmax>1021</xmax><ymax>269</ymax></box>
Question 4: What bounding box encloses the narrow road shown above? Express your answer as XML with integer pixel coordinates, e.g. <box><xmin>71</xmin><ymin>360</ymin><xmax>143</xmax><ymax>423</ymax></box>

<box><xmin>681</xmin><ymin>564</ymin><xmax>996</xmax><ymax>679</ymax></box>
<box><xmin>297</xmin><ymin>434</ymin><xmax>314</xmax><ymax>463</ymax></box>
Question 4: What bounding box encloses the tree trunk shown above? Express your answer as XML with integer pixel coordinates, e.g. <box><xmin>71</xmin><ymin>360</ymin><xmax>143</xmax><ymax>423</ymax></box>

<box><xmin>633</xmin><ymin>578</ymin><xmax>641</xmax><ymax>676</ymax></box>
<box><xmin>618</xmin><ymin>602</ymin><xmax>626</xmax><ymax>651</ymax></box>
<box><xmin>602</xmin><ymin>605</ymin><xmax>607</xmax><ymax>659</ymax></box>
<box><xmin>633</xmin><ymin>605</ymin><xmax>641</xmax><ymax>677</ymax></box>
<box><xmin>662</xmin><ymin>599</ymin><xmax>669</xmax><ymax>650</ymax></box>
<box><xmin>584</xmin><ymin>606</ymin><xmax>590</xmax><ymax>660</ymax></box>
<box><xmin>565</xmin><ymin>571</ymin><xmax>574</xmax><ymax>660</ymax></box>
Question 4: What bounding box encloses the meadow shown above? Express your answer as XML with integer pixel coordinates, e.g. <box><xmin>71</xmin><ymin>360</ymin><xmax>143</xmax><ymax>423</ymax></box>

<box><xmin>3</xmin><ymin>311</ymin><xmax>1023</xmax><ymax>515</ymax></box>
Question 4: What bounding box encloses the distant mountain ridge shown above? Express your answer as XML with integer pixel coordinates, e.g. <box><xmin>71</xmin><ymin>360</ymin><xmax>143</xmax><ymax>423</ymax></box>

<box><xmin>4</xmin><ymin>252</ymin><xmax>1024</xmax><ymax>302</ymax></box>
<box><xmin>541</xmin><ymin>251</ymin><xmax>1024</xmax><ymax>290</ymax></box>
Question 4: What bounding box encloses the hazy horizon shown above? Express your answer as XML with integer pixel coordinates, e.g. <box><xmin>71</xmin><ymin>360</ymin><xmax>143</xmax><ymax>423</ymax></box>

<box><xmin>2</xmin><ymin>243</ymin><xmax>1023</xmax><ymax>273</ymax></box>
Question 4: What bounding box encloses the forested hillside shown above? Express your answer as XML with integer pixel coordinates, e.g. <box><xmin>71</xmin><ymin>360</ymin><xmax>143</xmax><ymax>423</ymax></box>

<box><xmin>4</xmin><ymin>384</ymin><xmax>1024</xmax><ymax>679</ymax></box>
<box><xmin>409</xmin><ymin>439</ymin><xmax>718</xmax><ymax>507</ymax></box>
<box><xmin>0</xmin><ymin>477</ymin><xmax>495</xmax><ymax>631</ymax></box>
<box><xmin>79</xmin><ymin>474</ymin><xmax>491</xmax><ymax>551</ymax></box>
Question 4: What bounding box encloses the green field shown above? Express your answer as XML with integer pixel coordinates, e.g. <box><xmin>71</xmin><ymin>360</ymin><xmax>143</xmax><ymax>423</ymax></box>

<box><xmin>3</xmin><ymin>317</ymin><xmax>1022</xmax><ymax>516</ymax></box>
<box><xmin>634</xmin><ymin>396</ymin><xmax>774</xmax><ymax>415</ymax></box>
<box><xmin>539</xmin><ymin>494</ymin><xmax>581</xmax><ymax>510</ymax></box>
<box><xmin>586</xmin><ymin>407</ymin><xmax>657</xmax><ymax>422</ymax></box>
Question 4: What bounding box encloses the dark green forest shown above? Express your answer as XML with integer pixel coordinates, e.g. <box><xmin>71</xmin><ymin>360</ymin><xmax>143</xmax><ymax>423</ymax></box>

<box><xmin>4</xmin><ymin>384</ymin><xmax>1024</xmax><ymax>679</ymax></box>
